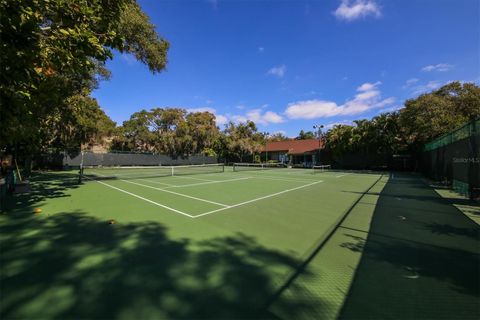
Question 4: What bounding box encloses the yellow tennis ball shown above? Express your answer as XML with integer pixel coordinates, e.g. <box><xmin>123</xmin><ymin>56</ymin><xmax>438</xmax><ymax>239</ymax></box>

<box><xmin>34</xmin><ymin>208</ymin><xmax>42</xmax><ymax>214</ymax></box>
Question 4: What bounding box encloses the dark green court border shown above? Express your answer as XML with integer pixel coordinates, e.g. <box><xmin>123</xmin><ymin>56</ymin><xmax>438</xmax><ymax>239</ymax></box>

<box><xmin>339</xmin><ymin>173</ymin><xmax>480</xmax><ymax>320</ymax></box>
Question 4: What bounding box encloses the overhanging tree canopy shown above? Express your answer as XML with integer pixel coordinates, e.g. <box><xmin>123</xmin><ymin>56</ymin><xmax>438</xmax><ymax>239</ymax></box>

<box><xmin>0</xmin><ymin>0</ymin><xmax>169</xmax><ymax>153</ymax></box>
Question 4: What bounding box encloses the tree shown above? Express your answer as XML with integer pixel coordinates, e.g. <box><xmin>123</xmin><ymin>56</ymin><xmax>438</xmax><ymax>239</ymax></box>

<box><xmin>0</xmin><ymin>0</ymin><xmax>169</xmax><ymax>154</ymax></box>
<box><xmin>325</xmin><ymin>124</ymin><xmax>355</xmax><ymax>156</ymax></box>
<box><xmin>111</xmin><ymin>109</ymin><xmax>220</xmax><ymax>157</ymax></box>
<box><xmin>434</xmin><ymin>82</ymin><xmax>480</xmax><ymax>120</ymax></box>
<box><xmin>186</xmin><ymin>112</ymin><xmax>219</xmax><ymax>155</ymax></box>
<box><xmin>399</xmin><ymin>81</ymin><xmax>480</xmax><ymax>152</ymax></box>
<box><xmin>325</xmin><ymin>112</ymin><xmax>402</xmax><ymax>157</ymax></box>
<box><xmin>269</xmin><ymin>132</ymin><xmax>289</xmax><ymax>142</ymax></box>
<box><xmin>39</xmin><ymin>95</ymin><xmax>116</xmax><ymax>152</ymax></box>
<box><xmin>222</xmin><ymin>121</ymin><xmax>263</xmax><ymax>162</ymax></box>
<box><xmin>112</xmin><ymin>110</ymin><xmax>155</xmax><ymax>152</ymax></box>
<box><xmin>295</xmin><ymin>130</ymin><xmax>315</xmax><ymax>140</ymax></box>
<box><xmin>325</xmin><ymin>82</ymin><xmax>480</xmax><ymax>159</ymax></box>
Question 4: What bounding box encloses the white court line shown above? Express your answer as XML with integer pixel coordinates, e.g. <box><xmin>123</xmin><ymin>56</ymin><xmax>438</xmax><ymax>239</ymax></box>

<box><xmin>85</xmin><ymin>177</ymin><xmax>194</xmax><ymax>218</ymax></box>
<box><xmin>252</xmin><ymin>175</ymin><xmax>320</xmax><ymax>183</ymax></box>
<box><xmin>192</xmin><ymin>180</ymin><xmax>323</xmax><ymax>218</ymax></box>
<box><xmin>287</xmin><ymin>171</ymin><xmax>339</xmax><ymax>178</ymax></box>
<box><xmin>135</xmin><ymin>178</ymin><xmax>176</xmax><ymax>187</ymax></box>
<box><xmin>173</xmin><ymin>175</ymin><xmax>217</xmax><ymax>182</ymax></box>
<box><xmin>165</xmin><ymin>177</ymin><xmax>251</xmax><ymax>188</ymax></box>
<box><xmin>285</xmin><ymin>170</ymin><xmax>319</xmax><ymax>175</ymax></box>
<box><xmin>335</xmin><ymin>174</ymin><xmax>351</xmax><ymax>178</ymax></box>
<box><xmin>234</xmin><ymin>171</ymin><xmax>321</xmax><ymax>183</ymax></box>
<box><xmin>234</xmin><ymin>170</ymin><xmax>331</xmax><ymax>183</ymax></box>
<box><xmin>121</xmin><ymin>179</ymin><xmax>229</xmax><ymax>207</ymax></box>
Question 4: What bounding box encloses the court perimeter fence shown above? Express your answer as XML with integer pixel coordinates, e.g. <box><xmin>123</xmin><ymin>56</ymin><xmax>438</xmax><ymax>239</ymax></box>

<box><xmin>421</xmin><ymin>118</ymin><xmax>480</xmax><ymax>200</ymax></box>
<box><xmin>33</xmin><ymin>151</ymin><xmax>219</xmax><ymax>169</ymax></box>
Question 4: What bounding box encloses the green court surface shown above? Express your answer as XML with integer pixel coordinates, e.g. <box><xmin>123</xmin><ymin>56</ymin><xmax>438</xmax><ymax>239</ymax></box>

<box><xmin>1</xmin><ymin>168</ymin><xmax>479</xmax><ymax>319</ymax></box>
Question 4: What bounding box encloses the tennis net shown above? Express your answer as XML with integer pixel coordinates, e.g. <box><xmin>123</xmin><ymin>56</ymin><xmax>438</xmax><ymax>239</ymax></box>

<box><xmin>81</xmin><ymin>163</ymin><xmax>224</xmax><ymax>181</ymax></box>
<box><xmin>233</xmin><ymin>163</ymin><xmax>286</xmax><ymax>172</ymax></box>
<box><xmin>312</xmin><ymin>165</ymin><xmax>331</xmax><ymax>173</ymax></box>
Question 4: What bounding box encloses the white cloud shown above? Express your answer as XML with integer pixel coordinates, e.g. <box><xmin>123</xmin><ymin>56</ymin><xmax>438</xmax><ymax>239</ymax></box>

<box><xmin>411</xmin><ymin>80</ymin><xmax>442</xmax><ymax>95</ymax></box>
<box><xmin>355</xmin><ymin>90</ymin><xmax>379</xmax><ymax>100</ymax></box>
<box><xmin>263</xmin><ymin>111</ymin><xmax>284</xmax><ymax>123</ymax></box>
<box><xmin>333</xmin><ymin>0</ymin><xmax>381</xmax><ymax>21</ymax></box>
<box><xmin>408</xmin><ymin>79</ymin><xmax>468</xmax><ymax>95</ymax></box>
<box><xmin>230</xmin><ymin>114</ymin><xmax>248</xmax><ymax>123</ymax></box>
<box><xmin>187</xmin><ymin>107</ymin><xmax>216</xmax><ymax>117</ymax></box>
<box><xmin>267</xmin><ymin>65</ymin><xmax>287</xmax><ymax>78</ymax></box>
<box><xmin>285</xmin><ymin>81</ymin><xmax>394</xmax><ymax>119</ymax></box>
<box><xmin>215</xmin><ymin>115</ymin><xmax>228</xmax><ymax>126</ymax></box>
<box><xmin>373</xmin><ymin>97</ymin><xmax>396</xmax><ymax>108</ymax></box>
<box><xmin>227</xmin><ymin>108</ymin><xmax>285</xmax><ymax>125</ymax></box>
<box><xmin>379</xmin><ymin>105</ymin><xmax>403</xmax><ymax>113</ymax></box>
<box><xmin>325</xmin><ymin>120</ymin><xmax>354</xmax><ymax>129</ymax></box>
<box><xmin>357</xmin><ymin>81</ymin><xmax>381</xmax><ymax>92</ymax></box>
<box><xmin>286</xmin><ymin>100</ymin><xmax>339</xmax><ymax>119</ymax></box>
<box><xmin>406</xmin><ymin>78</ymin><xmax>419</xmax><ymax>85</ymax></box>
<box><xmin>421</xmin><ymin>63</ymin><xmax>453</xmax><ymax>72</ymax></box>
<box><xmin>186</xmin><ymin>107</ymin><xmax>216</xmax><ymax>113</ymax></box>
<box><xmin>245</xmin><ymin>109</ymin><xmax>284</xmax><ymax>125</ymax></box>
<box><xmin>258</xmin><ymin>47</ymin><xmax>265</xmax><ymax>53</ymax></box>
<box><xmin>402</xmin><ymin>78</ymin><xmax>419</xmax><ymax>89</ymax></box>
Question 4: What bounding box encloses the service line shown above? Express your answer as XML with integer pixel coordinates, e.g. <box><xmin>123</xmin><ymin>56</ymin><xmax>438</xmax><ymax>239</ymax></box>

<box><xmin>193</xmin><ymin>180</ymin><xmax>323</xmax><ymax>218</ymax></box>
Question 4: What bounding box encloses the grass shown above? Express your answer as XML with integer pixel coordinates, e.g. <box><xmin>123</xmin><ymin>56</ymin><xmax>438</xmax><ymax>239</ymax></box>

<box><xmin>0</xmin><ymin>167</ymin><xmax>478</xmax><ymax>319</ymax></box>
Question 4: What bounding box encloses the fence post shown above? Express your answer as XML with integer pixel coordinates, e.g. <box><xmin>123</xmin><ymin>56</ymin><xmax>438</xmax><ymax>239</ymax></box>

<box><xmin>468</xmin><ymin>119</ymin><xmax>479</xmax><ymax>200</ymax></box>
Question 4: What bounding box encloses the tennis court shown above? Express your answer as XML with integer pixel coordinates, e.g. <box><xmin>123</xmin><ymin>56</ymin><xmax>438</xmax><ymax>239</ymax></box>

<box><xmin>79</xmin><ymin>164</ymin><xmax>345</xmax><ymax>219</ymax></box>
<box><xmin>1</xmin><ymin>165</ymin><xmax>478</xmax><ymax>319</ymax></box>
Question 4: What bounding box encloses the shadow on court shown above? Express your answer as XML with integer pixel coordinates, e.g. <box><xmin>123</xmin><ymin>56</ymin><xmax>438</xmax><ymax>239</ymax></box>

<box><xmin>1</xmin><ymin>172</ymin><xmax>80</xmax><ymax>214</ymax></box>
<box><xmin>0</xmin><ymin>174</ymin><xmax>319</xmax><ymax>319</ymax></box>
<box><xmin>339</xmin><ymin>173</ymin><xmax>480</xmax><ymax>320</ymax></box>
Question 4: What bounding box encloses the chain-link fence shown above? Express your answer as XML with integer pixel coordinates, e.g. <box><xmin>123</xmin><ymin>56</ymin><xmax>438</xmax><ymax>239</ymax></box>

<box><xmin>421</xmin><ymin>118</ymin><xmax>480</xmax><ymax>200</ymax></box>
<box><xmin>34</xmin><ymin>151</ymin><xmax>219</xmax><ymax>169</ymax></box>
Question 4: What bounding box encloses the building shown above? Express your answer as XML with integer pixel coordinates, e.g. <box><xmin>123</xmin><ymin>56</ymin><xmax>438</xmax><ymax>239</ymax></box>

<box><xmin>261</xmin><ymin>139</ymin><xmax>325</xmax><ymax>167</ymax></box>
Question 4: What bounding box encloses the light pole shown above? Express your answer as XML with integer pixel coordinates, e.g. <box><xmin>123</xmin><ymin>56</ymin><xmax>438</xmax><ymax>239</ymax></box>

<box><xmin>263</xmin><ymin>132</ymin><xmax>269</xmax><ymax>163</ymax></box>
<box><xmin>313</xmin><ymin>125</ymin><xmax>324</xmax><ymax>166</ymax></box>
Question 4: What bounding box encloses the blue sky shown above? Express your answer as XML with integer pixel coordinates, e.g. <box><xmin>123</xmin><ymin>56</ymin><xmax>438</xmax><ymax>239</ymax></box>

<box><xmin>93</xmin><ymin>0</ymin><xmax>480</xmax><ymax>137</ymax></box>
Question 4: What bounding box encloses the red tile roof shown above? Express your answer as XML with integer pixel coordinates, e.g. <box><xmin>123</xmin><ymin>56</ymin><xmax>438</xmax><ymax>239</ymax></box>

<box><xmin>262</xmin><ymin>139</ymin><xmax>323</xmax><ymax>155</ymax></box>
